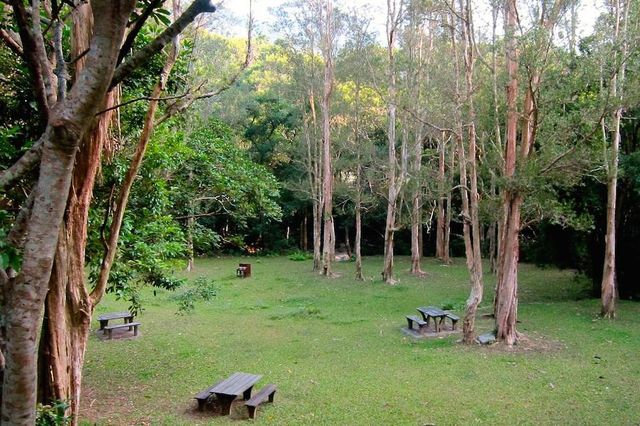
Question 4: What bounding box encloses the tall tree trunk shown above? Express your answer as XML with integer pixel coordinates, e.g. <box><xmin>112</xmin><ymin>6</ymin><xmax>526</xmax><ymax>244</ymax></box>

<box><xmin>410</xmin><ymin>129</ymin><xmax>425</xmax><ymax>276</ymax></box>
<box><xmin>1</xmin><ymin>2</ymin><xmax>136</xmax><ymax>424</ymax></box>
<box><xmin>320</xmin><ymin>0</ymin><xmax>335</xmax><ymax>277</ymax></box>
<box><xmin>382</xmin><ymin>0</ymin><xmax>401</xmax><ymax>285</ymax></box>
<box><xmin>494</xmin><ymin>0</ymin><xmax>520</xmax><ymax>345</ymax></box>
<box><xmin>435</xmin><ymin>132</ymin><xmax>447</xmax><ymax>261</ymax></box>
<box><xmin>39</xmin><ymin>8</ymin><xmax>181</xmax><ymax>423</ymax></box>
<box><xmin>443</xmin><ymin>134</ymin><xmax>454</xmax><ymax>264</ymax></box>
<box><xmin>600</xmin><ymin>111</ymin><xmax>619</xmax><ymax>318</ymax></box>
<box><xmin>302</xmin><ymin>214</ymin><xmax>308</xmax><ymax>251</ymax></box>
<box><xmin>600</xmin><ymin>0</ymin><xmax>629</xmax><ymax>318</ymax></box>
<box><xmin>355</xmin><ymin>193</ymin><xmax>364</xmax><ymax>281</ymax></box>
<box><xmin>455</xmin><ymin>0</ymin><xmax>484</xmax><ymax>344</ymax></box>
<box><xmin>186</xmin><ymin>214</ymin><xmax>195</xmax><ymax>271</ymax></box>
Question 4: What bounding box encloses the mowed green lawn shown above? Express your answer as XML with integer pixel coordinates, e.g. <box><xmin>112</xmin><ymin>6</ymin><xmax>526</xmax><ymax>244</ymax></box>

<box><xmin>81</xmin><ymin>257</ymin><xmax>640</xmax><ymax>425</ymax></box>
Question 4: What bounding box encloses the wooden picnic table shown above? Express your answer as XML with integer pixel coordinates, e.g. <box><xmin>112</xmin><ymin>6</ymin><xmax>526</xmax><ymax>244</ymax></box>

<box><xmin>417</xmin><ymin>306</ymin><xmax>447</xmax><ymax>332</ymax></box>
<box><xmin>209</xmin><ymin>372</ymin><xmax>262</xmax><ymax>415</ymax></box>
<box><xmin>97</xmin><ymin>311</ymin><xmax>135</xmax><ymax>330</ymax></box>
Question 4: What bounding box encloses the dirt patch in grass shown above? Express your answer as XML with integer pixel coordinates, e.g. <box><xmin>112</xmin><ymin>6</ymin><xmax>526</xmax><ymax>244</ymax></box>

<box><xmin>468</xmin><ymin>331</ymin><xmax>566</xmax><ymax>354</ymax></box>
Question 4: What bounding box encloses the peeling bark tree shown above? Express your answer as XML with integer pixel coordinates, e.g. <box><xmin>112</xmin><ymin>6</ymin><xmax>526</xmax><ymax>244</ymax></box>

<box><xmin>451</xmin><ymin>0</ymin><xmax>484</xmax><ymax>344</ymax></box>
<box><xmin>494</xmin><ymin>0</ymin><xmax>522</xmax><ymax>346</ymax></box>
<box><xmin>382</xmin><ymin>0</ymin><xmax>403</xmax><ymax>285</ymax></box>
<box><xmin>320</xmin><ymin>0</ymin><xmax>336</xmax><ymax>277</ymax></box>
<box><xmin>494</xmin><ymin>0</ymin><xmax>567</xmax><ymax>345</ymax></box>
<box><xmin>0</xmin><ymin>1</ymin><xmax>217</xmax><ymax>423</ymax></box>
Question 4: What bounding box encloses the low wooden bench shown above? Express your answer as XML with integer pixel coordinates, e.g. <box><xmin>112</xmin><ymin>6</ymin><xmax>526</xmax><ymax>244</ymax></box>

<box><xmin>194</xmin><ymin>379</ymin><xmax>223</xmax><ymax>411</ymax></box>
<box><xmin>445</xmin><ymin>312</ymin><xmax>460</xmax><ymax>330</ymax></box>
<box><xmin>103</xmin><ymin>322</ymin><xmax>140</xmax><ymax>339</ymax></box>
<box><xmin>406</xmin><ymin>315</ymin><xmax>427</xmax><ymax>333</ymax></box>
<box><xmin>245</xmin><ymin>384</ymin><xmax>276</xmax><ymax>419</ymax></box>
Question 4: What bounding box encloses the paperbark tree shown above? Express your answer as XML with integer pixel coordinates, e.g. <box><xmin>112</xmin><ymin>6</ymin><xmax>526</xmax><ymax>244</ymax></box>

<box><xmin>451</xmin><ymin>0</ymin><xmax>484</xmax><ymax>344</ymax></box>
<box><xmin>382</xmin><ymin>0</ymin><xmax>404</xmax><ymax>285</ymax></box>
<box><xmin>0</xmin><ymin>1</ymin><xmax>216</xmax><ymax>423</ymax></box>
<box><xmin>320</xmin><ymin>0</ymin><xmax>336</xmax><ymax>277</ymax></box>
<box><xmin>494</xmin><ymin>0</ymin><xmax>568</xmax><ymax>344</ymax></box>
<box><xmin>600</xmin><ymin>0</ymin><xmax>630</xmax><ymax>318</ymax></box>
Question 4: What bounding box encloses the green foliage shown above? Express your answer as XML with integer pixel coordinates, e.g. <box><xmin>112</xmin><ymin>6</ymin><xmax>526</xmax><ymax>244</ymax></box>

<box><xmin>35</xmin><ymin>400</ymin><xmax>70</xmax><ymax>426</ymax></box>
<box><xmin>288</xmin><ymin>250</ymin><xmax>313</xmax><ymax>261</ymax></box>
<box><xmin>173</xmin><ymin>276</ymin><xmax>218</xmax><ymax>315</ymax></box>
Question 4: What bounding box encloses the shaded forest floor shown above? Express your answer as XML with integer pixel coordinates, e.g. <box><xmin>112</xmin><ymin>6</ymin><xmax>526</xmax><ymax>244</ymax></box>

<box><xmin>80</xmin><ymin>256</ymin><xmax>640</xmax><ymax>425</ymax></box>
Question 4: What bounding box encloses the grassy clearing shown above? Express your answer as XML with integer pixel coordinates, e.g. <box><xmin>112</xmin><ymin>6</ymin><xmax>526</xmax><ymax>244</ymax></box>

<box><xmin>81</xmin><ymin>257</ymin><xmax>640</xmax><ymax>425</ymax></box>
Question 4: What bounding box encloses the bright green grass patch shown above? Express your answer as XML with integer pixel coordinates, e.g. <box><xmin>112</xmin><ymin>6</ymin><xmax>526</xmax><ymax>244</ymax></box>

<box><xmin>82</xmin><ymin>257</ymin><xmax>640</xmax><ymax>425</ymax></box>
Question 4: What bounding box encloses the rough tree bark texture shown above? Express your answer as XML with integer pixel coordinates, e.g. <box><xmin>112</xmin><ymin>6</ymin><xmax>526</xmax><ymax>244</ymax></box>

<box><xmin>1</xmin><ymin>2</ymin><xmax>136</xmax><ymax>423</ymax></box>
<box><xmin>494</xmin><ymin>0</ymin><xmax>520</xmax><ymax>345</ymax></box>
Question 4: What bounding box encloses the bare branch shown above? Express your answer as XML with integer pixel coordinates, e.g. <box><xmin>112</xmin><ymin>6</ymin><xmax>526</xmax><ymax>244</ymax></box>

<box><xmin>110</xmin><ymin>0</ymin><xmax>217</xmax><ymax>88</ymax></box>
<box><xmin>117</xmin><ymin>0</ymin><xmax>165</xmax><ymax>66</ymax></box>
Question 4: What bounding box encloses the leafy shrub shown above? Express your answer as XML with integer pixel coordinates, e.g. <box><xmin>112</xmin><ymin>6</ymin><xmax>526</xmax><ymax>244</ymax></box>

<box><xmin>441</xmin><ymin>300</ymin><xmax>466</xmax><ymax>311</ymax></box>
<box><xmin>36</xmin><ymin>400</ymin><xmax>71</xmax><ymax>426</ymax></box>
<box><xmin>288</xmin><ymin>250</ymin><xmax>313</xmax><ymax>261</ymax></box>
<box><xmin>173</xmin><ymin>276</ymin><xmax>218</xmax><ymax>315</ymax></box>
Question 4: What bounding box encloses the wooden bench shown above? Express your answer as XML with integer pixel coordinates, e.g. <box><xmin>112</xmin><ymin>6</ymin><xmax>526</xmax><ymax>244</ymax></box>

<box><xmin>445</xmin><ymin>312</ymin><xmax>460</xmax><ymax>330</ymax></box>
<box><xmin>406</xmin><ymin>315</ymin><xmax>427</xmax><ymax>333</ymax></box>
<box><xmin>245</xmin><ymin>384</ymin><xmax>276</xmax><ymax>419</ymax></box>
<box><xmin>194</xmin><ymin>379</ymin><xmax>223</xmax><ymax>411</ymax></box>
<box><xmin>103</xmin><ymin>322</ymin><xmax>140</xmax><ymax>339</ymax></box>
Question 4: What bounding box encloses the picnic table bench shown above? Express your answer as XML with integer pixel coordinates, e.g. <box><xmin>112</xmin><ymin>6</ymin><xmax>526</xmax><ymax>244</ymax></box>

<box><xmin>97</xmin><ymin>311</ymin><xmax>139</xmax><ymax>339</ymax></box>
<box><xmin>97</xmin><ymin>311</ymin><xmax>134</xmax><ymax>330</ymax></box>
<box><xmin>245</xmin><ymin>384</ymin><xmax>276</xmax><ymax>419</ymax></box>
<box><xmin>406</xmin><ymin>315</ymin><xmax>428</xmax><ymax>333</ymax></box>
<box><xmin>195</xmin><ymin>372</ymin><xmax>262</xmax><ymax>415</ymax></box>
<box><xmin>417</xmin><ymin>306</ymin><xmax>459</xmax><ymax>332</ymax></box>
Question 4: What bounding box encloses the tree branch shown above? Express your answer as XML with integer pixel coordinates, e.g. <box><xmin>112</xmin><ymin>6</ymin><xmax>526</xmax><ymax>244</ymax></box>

<box><xmin>9</xmin><ymin>0</ymin><xmax>50</xmax><ymax>122</ymax></box>
<box><xmin>0</xmin><ymin>28</ymin><xmax>23</xmax><ymax>56</ymax></box>
<box><xmin>109</xmin><ymin>0</ymin><xmax>216</xmax><ymax>88</ymax></box>
<box><xmin>117</xmin><ymin>0</ymin><xmax>165</xmax><ymax>66</ymax></box>
<box><xmin>6</xmin><ymin>190</ymin><xmax>35</xmax><ymax>250</ymax></box>
<box><xmin>0</xmin><ymin>134</ymin><xmax>46</xmax><ymax>191</ymax></box>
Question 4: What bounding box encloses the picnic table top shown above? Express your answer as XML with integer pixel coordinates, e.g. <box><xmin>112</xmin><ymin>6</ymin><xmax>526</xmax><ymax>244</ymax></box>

<box><xmin>97</xmin><ymin>311</ymin><xmax>134</xmax><ymax>321</ymax></box>
<box><xmin>210</xmin><ymin>372</ymin><xmax>262</xmax><ymax>397</ymax></box>
<box><xmin>417</xmin><ymin>306</ymin><xmax>446</xmax><ymax>317</ymax></box>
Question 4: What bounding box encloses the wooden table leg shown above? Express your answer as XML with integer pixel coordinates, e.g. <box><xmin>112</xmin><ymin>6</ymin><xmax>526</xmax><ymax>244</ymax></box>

<box><xmin>243</xmin><ymin>386</ymin><xmax>254</xmax><ymax>400</ymax></box>
<box><xmin>217</xmin><ymin>394</ymin><xmax>235</xmax><ymax>416</ymax></box>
